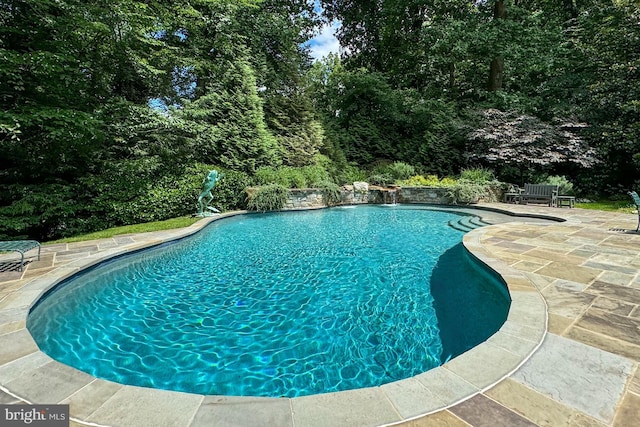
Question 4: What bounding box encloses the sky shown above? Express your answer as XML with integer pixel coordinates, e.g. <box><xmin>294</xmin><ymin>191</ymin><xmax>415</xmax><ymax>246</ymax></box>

<box><xmin>305</xmin><ymin>1</ymin><xmax>341</xmax><ymax>61</ymax></box>
<box><xmin>307</xmin><ymin>21</ymin><xmax>341</xmax><ymax>60</ymax></box>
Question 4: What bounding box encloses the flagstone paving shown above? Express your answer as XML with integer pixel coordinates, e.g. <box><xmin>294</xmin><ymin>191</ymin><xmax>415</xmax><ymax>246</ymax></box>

<box><xmin>0</xmin><ymin>204</ymin><xmax>639</xmax><ymax>427</ymax></box>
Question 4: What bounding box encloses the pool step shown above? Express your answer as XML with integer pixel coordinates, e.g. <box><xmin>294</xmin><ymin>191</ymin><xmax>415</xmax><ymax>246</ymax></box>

<box><xmin>448</xmin><ymin>216</ymin><xmax>490</xmax><ymax>232</ymax></box>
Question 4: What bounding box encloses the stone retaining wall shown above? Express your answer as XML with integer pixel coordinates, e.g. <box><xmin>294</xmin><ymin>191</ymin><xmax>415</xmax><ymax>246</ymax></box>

<box><xmin>285</xmin><ymin>189</ymin><xmax>325</xmax><ymax>209</ymax></box>
<box><xmin>396</xmin><ymin>187</ymin><xmax>450</xmax><ymax>204</ymax></box>
<box><xmin>284</xmin><ymin>186</ymin><xmax>452</xmax><ymax>209</ymax></box>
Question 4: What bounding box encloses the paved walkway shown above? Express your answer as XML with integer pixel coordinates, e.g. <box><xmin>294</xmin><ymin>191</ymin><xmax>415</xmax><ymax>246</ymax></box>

<box><xmin>0</xmin><ymin>204</ymin><xmax>638</xmax><ymax>427</ymax></box>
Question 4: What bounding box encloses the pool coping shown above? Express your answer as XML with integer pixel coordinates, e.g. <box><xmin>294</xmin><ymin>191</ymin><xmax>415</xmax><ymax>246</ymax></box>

<box><xmin>0</xmin><ymin>204</ymin><xmax>625</xmax><ymax>426</ymax></box>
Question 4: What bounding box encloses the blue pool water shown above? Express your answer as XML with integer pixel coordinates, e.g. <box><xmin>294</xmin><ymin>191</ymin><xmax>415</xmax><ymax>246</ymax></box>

<box><xmin>28</xmin><ymin>206</ymin><xmax>510</xmax><ymax>397</ymax></box>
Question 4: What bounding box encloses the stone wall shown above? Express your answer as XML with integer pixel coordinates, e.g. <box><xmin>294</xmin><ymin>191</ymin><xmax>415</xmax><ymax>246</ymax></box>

<box><xmin>285</xmin><ymin>189</ymin><xmax>325</xmax><ymax>209</ymax></box>
<box><xmin>283</xmin><ymin>186</ymin><xmax>451</xmax><ymax>210</ymax></box>
<box><xmin>397</xmin><ymin>187</ymin><xmax>450</xmax><ymax>204</ymax></box>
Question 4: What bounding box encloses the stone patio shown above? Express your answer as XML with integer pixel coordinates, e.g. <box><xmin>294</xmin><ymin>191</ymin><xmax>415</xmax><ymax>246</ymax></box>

<box><xmin>0</xmin><ymin>203</ymin><xmax>639</xmax><ymax>427</ymax></box>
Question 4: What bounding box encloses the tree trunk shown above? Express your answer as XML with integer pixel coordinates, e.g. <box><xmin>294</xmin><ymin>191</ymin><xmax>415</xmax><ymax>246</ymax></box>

<box><xmin>488</xmin><ymin>57</ymin><xmax>504</xmax><ymax>91</ymax></box>
<box><xmin>488</xmin><ymin>0</ymin><xmax>507</xmax><ymax>91</ymax></box>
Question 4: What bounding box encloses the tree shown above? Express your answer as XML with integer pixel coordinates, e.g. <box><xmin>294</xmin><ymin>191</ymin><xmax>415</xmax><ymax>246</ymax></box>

<box><xmin>467</xmin><ymin>109</ymin><xmax>596</xmax><ymax>183</ymax></box>
<box><xmin>487</xmin><ymin>0</ymin><xmax>506</xmax><ymax>91</ymax></box>
<box><xmin>571</xmin><ymin>0</ymin><xmax>640</xmax><ymax>192</ymax></box>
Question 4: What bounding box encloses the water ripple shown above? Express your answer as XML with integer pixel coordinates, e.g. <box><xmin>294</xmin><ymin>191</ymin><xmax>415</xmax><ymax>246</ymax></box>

<box><xmin>28</xmin><ymin>206</ymin><xmax>509</xmax><ymax>397</ymax></box>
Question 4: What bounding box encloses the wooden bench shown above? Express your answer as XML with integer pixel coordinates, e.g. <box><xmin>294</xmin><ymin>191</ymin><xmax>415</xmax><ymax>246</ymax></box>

<box><xmin>0</xmin><ymin>240</ymin><xmax>41</xmax><ymax>271</ymax></box>
<box><xmin>520</xmin><ymin>184</ymin><xmax>559</xmax><ymax>207</ymax></box>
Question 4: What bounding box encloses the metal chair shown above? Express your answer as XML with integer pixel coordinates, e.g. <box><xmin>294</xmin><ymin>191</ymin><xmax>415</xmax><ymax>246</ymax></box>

<box><xmin>628</xmin><ymin>191</ymin><xmax>640</xmax><ymax>232</ymax></box>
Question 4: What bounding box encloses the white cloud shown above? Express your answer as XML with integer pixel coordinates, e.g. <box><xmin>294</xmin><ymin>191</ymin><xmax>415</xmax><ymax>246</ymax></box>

<box><xmin>308</xmin><ymin>21</ymin><xmax>340</xmax><ymax>61</ymax></box>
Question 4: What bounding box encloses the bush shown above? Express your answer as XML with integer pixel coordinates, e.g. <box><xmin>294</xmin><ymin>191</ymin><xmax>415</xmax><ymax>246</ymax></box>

<box><xmin>543</xmin><ymin>175</ymin><xmax>575</xmax><ymax>195</ymax></box>
<box><xmin>368</xmin><ymin>173</ymin><xmax>393</xmax><ymax>187</ymax></box>
<box><xmin>386</xmin><ymin>162</ymin><xmax>416</xmax><ymax>181</ymax></box>
<box><xmin>301</xmin><ymin>165</ymin><xmax>330</xmax><ymax>187</ymax></box>
<box><xmin>279</xmin><ymin>167</ymin><xmax>307</xmax><ymax>188</ymax></box>
<box><xmin>333</xmin><ymin>163</ymin><xmax>367</xmax><ymax>185</ymax></box>
<box><xmin>317</xmin><ymin>181</ymin><xmax>342</xmax><ymax>206</ymax></box>
<box><xmin>446</xmin><ymin>179</ymin><xmax>490</xmax><ymax>204</ymax></box>
<box><xmin>211</xmin><ymin>169</ymin><xmax>251</xmax><ymax>211</ymax></box>
<box><xmin>255</xmin><ymin>166</ymin><xmax>315</xmax><ymax>188</ymax></box>
<box><xmin>246</xmin><ymin>184</ymin><xmax>288</xmax><ymax>211</ymax></box>
<box><xmin>255</xmin><ymin>166</ymin><xmax>278</xmax><ymax>185</ymax></box>
<box><xmin>0</xmin><ymin>182</ymin><xmax>84</xmax><ymax>240</ymax></box>
<box><xmin>397</xmin><ymin>174</ymin><xmax>443</xmax><ymax>187</ymax></box>
<box><xmin>370</xmin><ymin>161</ymin><xmax>416</xmax><ymax>182</ymax></box>
<box><xmin>460</xmin><ymin>167</ymin><xmax>495</xmax><ymax>183</ymax></box>
<box><xmin>440</xmin><ymin>177</ymin><xmax>457</xmax><ymax>187</ymax></box>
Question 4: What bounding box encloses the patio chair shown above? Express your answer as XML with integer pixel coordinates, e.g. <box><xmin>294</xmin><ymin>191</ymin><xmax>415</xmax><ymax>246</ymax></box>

<box><xmin>629</xmin><ymin>191</ymin><xmax>640</xmax><ymax>232</ymax></box>
<box><xmin>0</xmin><ymin>240</ymin><xmax>41</xmax><ymax>271</ymax></box>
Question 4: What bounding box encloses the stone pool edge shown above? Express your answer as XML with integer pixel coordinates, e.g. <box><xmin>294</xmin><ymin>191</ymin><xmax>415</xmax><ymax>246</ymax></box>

<box><xmin>0</xmin><ymin>207</ymin><xmax>549</xmax><ymax>427</ymax></box>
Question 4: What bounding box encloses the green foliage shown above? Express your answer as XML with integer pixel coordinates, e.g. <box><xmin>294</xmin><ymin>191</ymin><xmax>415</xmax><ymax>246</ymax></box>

<box><xmin>300</xmin><ymin>165</ymin><xmax>330</xmax><ymax>187</ymax></box>
<box><xmin>0</xmin><ymin>183</ymin><xmax>83</xmax><ymax>240</ymax></box>
<box><xmin>575</xmin><ymin>199</ymin><xmax>635</xmax><ymax>214</ymax></box>
<box><xmin>446</xmin><ymin>180</ymin><xmax>490</xmax><ymax>205</ymax></box>
<box><xmin>255</xmin><ymin>166</ymin><xmax>305</xmax><ymax>188</ymax></box>
<box><xmin>328</xmin><ymin>162</ymin><xmax>367</xmax><ymax>185</ymax></box>
<box><xmin>317</xmin><ymin>181</ymin><xmax>342</xmax><ymax>206</ymax></box>
<box><xmin>367</xmin><ymin>174</ymin><xmax>393</xmax><ymax>187</ymax></box>
<box><xmin>385</xmin><ymin>162</ymin><xmax>416</xmax><ymax>181</ymax></box>
<box><xmin>397</xmin><ymin>175</ymin><xmax>454</xmax><ymax>187</ymax></box>
<box><xmin>460</xmin><ymin>167</ymin><xmax>495</xmax><ymax>183</ymax></box>
<box><xmin>177</xmin><ymin>59</ymin><xmax>282</xmax><ymax>173</ymax></box>
<box><xmin>543</xmin><ymin>175</ymin><xmax>575</xmax><ymax>196</ymax></box>
<box><xmin>246</xmin><ymin>184</ymin><xmax>289</xmax><ymax>212</ymax></box>
<box><xmin>255</xmin><ymin>167</ymin><xmax>279</xmax><ymax>186</ymax></box>
<box><xmin>371</xmin><ymin>162</ymin><xmax>416</xmax><ymax>182</ymax></box>
<box><xmin>254</xmin><ymin>164</ymin><xmax>331</xmax><ymax>188</ymax></box>
<box><xmin>212</xmin><ymin>169</ymin><xmax>252</xmax><ymax>211</ymax></box>
<box><xmin>2</xmin><ymin>0</ymin><xmax>640</xmax><ymax>239</ymax></box>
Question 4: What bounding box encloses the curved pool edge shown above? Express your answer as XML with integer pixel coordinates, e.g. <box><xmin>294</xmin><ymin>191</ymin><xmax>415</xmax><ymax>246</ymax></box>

<box><xmin>1</xmin><ymin>206</ymin><xmax>552</xmax><ymax>427</ymax></box>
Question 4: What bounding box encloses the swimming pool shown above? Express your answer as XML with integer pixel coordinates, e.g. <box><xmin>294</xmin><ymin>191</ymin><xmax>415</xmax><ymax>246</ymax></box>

<box><xmin>27</xmin><ymin>206</ymin><xmax>510</xmax><ymax>398</ymax></box>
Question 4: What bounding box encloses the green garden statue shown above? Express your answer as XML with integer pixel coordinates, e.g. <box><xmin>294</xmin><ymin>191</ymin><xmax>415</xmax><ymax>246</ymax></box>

<box><xmin>197</xmin><ymin>170</ymin><xmax>223</xmax><ymax>217</ymax></box>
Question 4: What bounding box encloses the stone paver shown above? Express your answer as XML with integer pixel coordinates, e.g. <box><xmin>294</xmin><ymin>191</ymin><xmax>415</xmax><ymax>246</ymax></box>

<box><xmin>0</xmin><ymin>204</ymin><xmax>638</xmax><ymax>426</ymax></box>
<box><xmin>192</xmin><ymin>396</ymin><xmax>293</xmax><ymax>427</ymax></box>
<box><xmin>511</xmin><ymin>334</ymin><xmax>633</xmax><ymax>423</ymax></box>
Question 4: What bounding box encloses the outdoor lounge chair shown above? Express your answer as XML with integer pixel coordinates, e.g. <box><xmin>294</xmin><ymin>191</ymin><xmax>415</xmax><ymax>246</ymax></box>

<box><xmin>629</xmin><ymin>191</ymin><xmax>640</xmax><ymax>232</ymax></box>
<box><xmin>0</xmin><ymin>240</ymin><xmax>41</xmax><ymax>271</ymax></box>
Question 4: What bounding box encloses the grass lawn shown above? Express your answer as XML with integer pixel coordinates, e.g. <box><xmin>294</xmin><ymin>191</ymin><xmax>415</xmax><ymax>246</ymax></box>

<box><xmin>575</xmin><ymin>199</ymin><xmax>636</xmax><ymax>214</ymax></box>
<box><xmin>48</xmin><ymin>216</ymin><xmax>201</xmax><ymax>244</ymax></box>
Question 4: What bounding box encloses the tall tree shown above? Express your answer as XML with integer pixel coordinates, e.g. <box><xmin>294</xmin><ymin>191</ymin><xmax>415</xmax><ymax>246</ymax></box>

<box><xmin>487</xmin><ymin>0</ymin><xmax>507</xmax><ymax>91</ymax></box>
<box><xmin>571</xmin><ymin>0</ymin><xmax>640</xmax><ymax>192</ymax></box>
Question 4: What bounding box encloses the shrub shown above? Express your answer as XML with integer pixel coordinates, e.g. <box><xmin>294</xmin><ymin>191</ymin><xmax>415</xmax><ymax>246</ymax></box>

<box><xmin>317</xmin><ymin>181</ymin><xmax>342</xmax><ymax>206</ymax></box>
<box><xmin>301</xmin><ymin>165</ymin><xmax>329</xmax><ymax>187</ymax></box>
<box><xmin>440</xmin><ymin>177</ymin><xmax>457</xmax><ymax>187</ymax></box>
<box><xmin>334</xmin><ymin>164</ymin><xmax>367</xmax><ymax>184</ymax></box>
<box><xmin>279</xmin><ymin>167</ymin><xmax>307</xmax><ymax>188</ymax></box>
<box><xmin>368</xmin><ymin>173</ymin><xmax>393</xmax><ymax>187</ymax></box>
<box><xmin>397</xmin><ymin>174</ymin><xmax>443</xmax><ymax>187</ymax></box>
<box><xmin>246</xmin><ymin>184</ymin><xmax>288</xmax><ymax>211</ymax></box>
<box><xmin>446</xmin><ymin>179</ymin><xmax>490</xmax><ymax>204</ymax></box>
<box><xmin>460</xmin><ymin>167</ymin><xmax>495</xmax><ymax>183</ymax></box>
<box><xmin>211</xmin><ymin>169</ymin><xmax>251</xmax><ymax>211</ymax></box>
<box><xmin>386</xmin><ymin>162</ymin><xmax>416</xmax><ymax>181</ymax></box>
<box><xmin>396</xmin><ymin>174</ymin><xmax>459</xmax><ymax>188</ymax></box>
<box><xmin>255</xmin><ymin>166</ymin><xmax>278</xmax><ymax>185</ymax></box>
<box><xmin>544</xmin><ymin>175</ymin><xmax>575</xmax><ymax>195</ymax></box>
<box><xmin>370</xmin><ymin>161</ymin><xmax>416</xmax><ymax>182</ymax></box>
<box><xmin>254</xmin><ymin>166</ymin><xmax>312</xmax><ymax>188</ymax></box>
